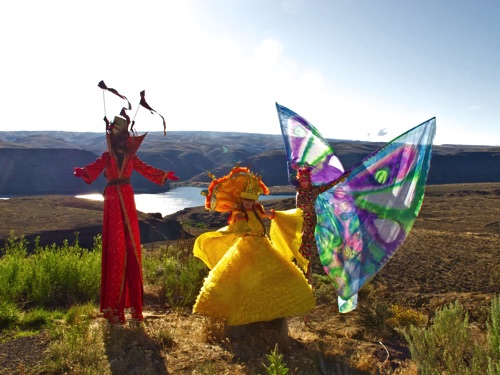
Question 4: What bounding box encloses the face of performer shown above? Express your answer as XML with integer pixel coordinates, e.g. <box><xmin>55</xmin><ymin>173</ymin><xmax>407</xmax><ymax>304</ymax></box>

<box><xmin>299</xmin><ymin>171</ymin><xmax>311</xmax><ymax>189</ymax></box>
<box><xmin>241</xmin><ymin>198</ymin><xmax>255</xmax><ymax>210</ymax></box>
<box><xmin>112</xmin><ymin>132</ymin><xmax>128</xmax><ymax>154</ymax></box>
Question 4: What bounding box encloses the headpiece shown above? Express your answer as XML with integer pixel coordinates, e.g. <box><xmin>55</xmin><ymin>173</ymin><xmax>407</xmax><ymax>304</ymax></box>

<box><xmin>109</xmin><ymin>116</ymin><xmax>129</xmax><ymax>135</ymax></box>
<box><xmin>98</xmin><ymin>80</ymin><xmax>166</xmax><ymax>154</ymax></box>
<box><xmin>297</xmin><ymin>164</ymin><xmax>313</xmax><ymax>176</ymax></box>
<box><xmin>203</xmin><ymin>166</ymin><xmax>269</xmax><ymax>213</ymax></box>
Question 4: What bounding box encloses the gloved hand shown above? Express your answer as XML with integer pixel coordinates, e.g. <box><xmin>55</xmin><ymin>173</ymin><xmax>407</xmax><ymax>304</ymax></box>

<box><xmin>73</xmin><ymin>167</ymin><xmax>85</xmax><ymax>178</ymax></box>
<box><xmin>166</xmin><ymin>171</ymin><xmax>179</xmax><ymax>181</ymax></box>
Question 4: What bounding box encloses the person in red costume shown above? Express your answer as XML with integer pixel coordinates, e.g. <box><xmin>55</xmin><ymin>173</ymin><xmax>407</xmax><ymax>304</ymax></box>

<box><xmin>74</xmin><ymin>116</ymin><xmax>178</xmax><ymax>324</ymax></box>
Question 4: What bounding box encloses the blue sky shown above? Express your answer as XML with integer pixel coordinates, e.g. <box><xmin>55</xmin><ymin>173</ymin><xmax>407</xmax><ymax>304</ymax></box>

<box><xmin>1</xmin><ymin>0</ymin><xmax>498</xmax><ymax>145</ymax></box>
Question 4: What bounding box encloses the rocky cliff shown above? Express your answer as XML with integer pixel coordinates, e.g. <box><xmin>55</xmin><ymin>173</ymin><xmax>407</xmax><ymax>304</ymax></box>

<box><xmin>0</xmin><ymin>131</ymin><xmax>499</xmax><ymax>196</ymax></box>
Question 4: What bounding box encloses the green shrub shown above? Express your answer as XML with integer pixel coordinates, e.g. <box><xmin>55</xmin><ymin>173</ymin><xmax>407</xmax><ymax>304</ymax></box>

<box><xmin>0</xmin><ymin>300</ymin><xmax>64</xmax><ymax>336</ymax></box>
<box><xmin>143</xmin><ymin>244</ymin><xmax>208</xmax><ymax>308</ymax></box>
<box><xmin>487</xmin><ymin>296</ymin><xmax>500</xmax><ymax>374</ymax></box>
<box><xmin>160</xmin><ymin>256</ymin><xmax>208</xmax><ymax>307</ymax></box>
<box><xmin>404</xmin><ymin>298</ymin><xmax>500</xmax><ymax>374</ymax></box>
<box><xmin>405</xmin><ymin>301</ymin><xmax>472</xmax><ymax>374</ymax></box>
<box><xmin>0</xmin><ymin>234</ymin><xmax>101</xmax><ymax>308</ymax></box>
<box><xmin>0</xmin><ymin>301</ymin><xmax>20</xmax><ymax>330</ymax></box>
<box><xmin>488</xmin><ymin>296</ymin><xmax>500</xmax><ymax>360</ymax></box>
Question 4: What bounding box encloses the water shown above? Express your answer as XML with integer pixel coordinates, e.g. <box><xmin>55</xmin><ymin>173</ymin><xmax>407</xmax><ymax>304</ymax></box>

<box><xmin>75</xmin><ymin>186</ymin><xmax>293</xmax><ymax>216</ymax></box>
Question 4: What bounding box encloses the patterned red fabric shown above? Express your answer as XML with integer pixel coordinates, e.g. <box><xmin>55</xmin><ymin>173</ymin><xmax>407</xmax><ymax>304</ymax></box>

<box><xmin>296</xmin><ymin>181</ymin><xmax>339</xmax><ymax>281</ymax></box>
<box><xmin>79</xmin><ymin>148</ymin><xmax>174</xmax><ymax>324</ymax></box>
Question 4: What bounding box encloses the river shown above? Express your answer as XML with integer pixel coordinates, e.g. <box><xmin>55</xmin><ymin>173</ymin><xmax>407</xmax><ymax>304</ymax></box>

<box><xmin>76</xmin><ymin>186</ymin><xmax>293</xmax><ymax>216</ymax></box>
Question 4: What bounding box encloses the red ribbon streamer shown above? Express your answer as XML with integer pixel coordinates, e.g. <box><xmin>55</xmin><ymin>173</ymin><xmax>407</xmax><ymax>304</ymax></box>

<box><xmin>98</xmin><ymin>80</ymin><xmax>132</xmax><ymax>110</ymax></box>
<box><xmin>140</xmin><ymin>90</ymin><xmax>166</xmax><ymax>135</ymax></box>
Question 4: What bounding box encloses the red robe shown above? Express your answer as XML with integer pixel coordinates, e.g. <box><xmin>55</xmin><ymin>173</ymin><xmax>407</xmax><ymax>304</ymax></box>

<box><xmin>79</xmin><ymin>148</ymin><xmax>173</xmax><ymax>324</ymax></box>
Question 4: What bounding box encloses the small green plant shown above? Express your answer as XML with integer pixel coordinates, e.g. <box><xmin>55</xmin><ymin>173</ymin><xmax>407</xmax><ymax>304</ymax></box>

<box><xmin>162</xmin><ymin>256</ymin><xmax>208</xmax><ymax>307</ymax></box>
<box><xmin>261</xmin><ymin>344</ymin><xmax>289</xmax><ymax>375</ymax></box>
<box><xmin>65</xmin><ymin>302</ymin><xmax>99</xmax><ymax>326</ymax></box>
<box><xmin>488</xmin><ymin>296</ymin><xmax>500</xmax><ymax>360</ymax></box>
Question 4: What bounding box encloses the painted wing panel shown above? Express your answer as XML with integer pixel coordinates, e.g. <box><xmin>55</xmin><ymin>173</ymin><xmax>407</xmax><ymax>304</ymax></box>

<box><xmin>276</xmin><ymin>103</ymin><xmax>344</xmax><ymax>186</ymax></box>
<box><xmin>316</xmin><ymin>118</ymin><xmax>436</xmax><ymax>302</ymax></box>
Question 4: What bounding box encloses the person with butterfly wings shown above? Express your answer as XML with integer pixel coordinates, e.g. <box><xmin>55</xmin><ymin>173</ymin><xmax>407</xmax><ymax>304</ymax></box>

<box><xmin>276</xmin><ymin>103</ymin><xmax>436</xmax><ymax>313</ymax></box>
<box><xmin>73</xmin><ymin>82</ymin><xmax>178</xmax><ymax>325</ymax></box>
<box><xmin>295</xmin><ymin>165</ymin><xmax>348</xmax><ymax>284</ymax></box>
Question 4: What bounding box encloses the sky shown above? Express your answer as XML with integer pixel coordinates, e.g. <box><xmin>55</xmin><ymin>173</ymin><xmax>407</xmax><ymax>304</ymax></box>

<box><xmin>1</xmin><ymin>0</ymin><xmax>499</xmax><ymax>146</ymax></box>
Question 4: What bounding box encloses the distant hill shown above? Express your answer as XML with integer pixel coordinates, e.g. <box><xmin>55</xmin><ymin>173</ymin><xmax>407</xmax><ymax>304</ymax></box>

<box><xmin>0</xmin><ymin>131</ymin><xmax>499</xmax><ymax>195</ymax></box>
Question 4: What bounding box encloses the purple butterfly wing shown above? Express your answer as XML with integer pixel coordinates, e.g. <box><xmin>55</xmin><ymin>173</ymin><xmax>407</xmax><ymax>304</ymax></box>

<box><xmin>316</xmin><ymin>118</ymin><xmax>436</xmax><ymax>307</ymax></box>
<box><xmin>276</xmin><ymin>103</ymin><xmax>344</xmax><ymax>186</ymax></box>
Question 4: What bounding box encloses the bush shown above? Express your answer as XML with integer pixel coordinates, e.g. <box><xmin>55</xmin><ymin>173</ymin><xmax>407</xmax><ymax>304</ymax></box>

<box><xmin>0</xmin><ymin>300</ymin><xmax>64</xmax><ymax>335</ymax></box>
<box><xmin>143</xmin><ymin>245</ymin><xmax>208</xmax><ymax>308</ymax></box>
<box><xmin>405</xmin><ymin>298</ymin><xmax>500</xmax><ymax>374</ymax></box>
<box><xmin>0</xmin><ymin>301</ymin><xmax>20</xmax><ymax>330</ymax></box>
<box><xmin>405</xmin><ymin>301</ymin><xmax>472</xmax><ymax>374</ymax></box>
<box><xmin>0</xmin><ymin>234</ymin><xmax>101</xmax><ymax>308</ymax></box>
<box><xmin>488</xmin><ymin>296</ymin><xmax>500</xmax><ymax>374</ymax></box>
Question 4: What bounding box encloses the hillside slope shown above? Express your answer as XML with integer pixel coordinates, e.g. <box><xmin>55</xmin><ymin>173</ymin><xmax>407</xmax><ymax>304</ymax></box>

<box><xmin>1</xmin><ymin>131</ymin><xmax>499</xmax><ymax>195</ymax></box>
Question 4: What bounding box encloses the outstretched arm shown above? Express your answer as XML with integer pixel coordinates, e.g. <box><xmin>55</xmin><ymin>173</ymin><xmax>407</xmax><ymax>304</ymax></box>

<box><xmin>73</xmin><ymin>152</ymin><xmax>110</xmax><ymax>185</ymax></box>
<box><xmin>317</xmin><ymin>171</ymin><xmax>350</xmax><ymax>194</ymax></box>
<box><xmin>132</xmin><ymin>155</ymin><xmax>179</xmax><ymax>185</ymax></box>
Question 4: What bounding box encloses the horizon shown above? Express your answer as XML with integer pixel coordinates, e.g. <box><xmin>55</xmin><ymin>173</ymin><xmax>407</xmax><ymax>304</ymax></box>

<box><xmin>1</xmin><ymin>128</ymin><xmax>499</xmax><ymax>148</ymax></box>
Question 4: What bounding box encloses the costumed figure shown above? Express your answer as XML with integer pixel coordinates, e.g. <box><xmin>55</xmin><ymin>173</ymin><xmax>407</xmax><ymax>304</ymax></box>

<box><xmin>276</xmin><ymin>103</ymin><xmax>436</xmax><ymax>313</ymax></box>
<box><xmin>295</xmin><ymin>165</ymin><xmax>346</xmax><ymax>283</ymax></box>
<box><xmin>73</xmin><ymin>81</ymin><xmax>179</xmax><ymax>324</ymax></box>
<box><xmin>192</xmin><ymin>166</ymin><xmax>315</xmax><ymax>326</ymax></box>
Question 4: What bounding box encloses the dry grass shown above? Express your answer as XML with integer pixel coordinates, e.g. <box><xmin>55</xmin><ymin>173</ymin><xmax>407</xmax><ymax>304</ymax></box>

<box><xmin>0</xmin><ymin>182</ymin><xmax>499</xmax><ymax>374</ymax></box>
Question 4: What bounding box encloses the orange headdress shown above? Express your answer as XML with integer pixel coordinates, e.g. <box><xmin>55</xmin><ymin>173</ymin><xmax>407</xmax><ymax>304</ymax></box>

<box><xmin>204</xmin><ymin>166</ymin><xmax>269</xmax><ymax>213</ymax></box>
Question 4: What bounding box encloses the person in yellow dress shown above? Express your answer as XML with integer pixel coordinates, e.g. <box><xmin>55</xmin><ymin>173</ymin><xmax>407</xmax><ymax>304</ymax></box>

<box><xmin>192</xmin><ymin>166</ymin><xmax>315</xmax><ymax>326</ymax></box>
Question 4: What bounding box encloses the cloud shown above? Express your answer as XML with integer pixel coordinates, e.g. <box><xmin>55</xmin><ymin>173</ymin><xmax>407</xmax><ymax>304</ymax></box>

<box><xmin>377</xmin><ymin>128</ymin><xmax>388</xmax><ymax>136</ymax></box>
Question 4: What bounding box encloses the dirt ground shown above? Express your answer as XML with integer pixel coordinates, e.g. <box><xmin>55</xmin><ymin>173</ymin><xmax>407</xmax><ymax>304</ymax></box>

<box><xmin>0</xmin><ymin>182</ymin><xmax>499</xmax><ymax>374</ymax></box>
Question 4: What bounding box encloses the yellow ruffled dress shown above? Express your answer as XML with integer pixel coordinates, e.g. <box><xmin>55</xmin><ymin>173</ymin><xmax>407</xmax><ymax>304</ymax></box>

<box><xmin>193</xmin><ymin>208</ymin><xmax>315</xmax><ymax>326</ymax></box>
